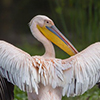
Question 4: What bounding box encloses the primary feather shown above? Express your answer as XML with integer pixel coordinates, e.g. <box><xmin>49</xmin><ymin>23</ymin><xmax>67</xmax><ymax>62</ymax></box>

<box><xmin>0</xmin><ymin>40</ymin><xmax>38</xmax><ymax>94</ymax></box>
<box><xmin>0</xmin><ymin>76</ymin><xmax>14</xmax><ymax>100</ymax></box>
<box><xmin>62</xmin><ymin>42</ymin><xmax>100</xmax><ymax>97</ymax></box>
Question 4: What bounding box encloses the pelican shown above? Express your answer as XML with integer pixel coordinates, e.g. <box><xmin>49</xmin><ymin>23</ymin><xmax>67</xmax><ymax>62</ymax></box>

<box><xmin>0</xmin><ymin>15</ymin><xmax>100</xmax><ymax>100</ymax></box>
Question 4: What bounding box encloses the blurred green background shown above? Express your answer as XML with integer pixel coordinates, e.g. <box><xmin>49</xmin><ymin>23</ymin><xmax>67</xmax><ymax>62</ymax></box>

<box><xmin>0</xmin><ymin>0</ymin><xmax>100</xmax><ymax>100</ymax></box>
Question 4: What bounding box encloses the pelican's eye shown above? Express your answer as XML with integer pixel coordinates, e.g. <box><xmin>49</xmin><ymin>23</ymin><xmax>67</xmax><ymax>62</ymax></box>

<box><xmin>44</xmin><ymin>20</ymin><xmax>52</xmax><ymax>27</ymax></box>
<box><xmin>46</xmin><ymin>21</ymin><xmax>49</xmax><ymax>23</ymax></box>
<box><xmin>44</xmin><ymin>20</ymin><xmax>50</xmax><ymax>24</ymax></box>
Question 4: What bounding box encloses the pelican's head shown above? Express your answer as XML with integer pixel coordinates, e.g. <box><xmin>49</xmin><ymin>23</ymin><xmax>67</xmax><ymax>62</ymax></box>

<box><xmin>29</xmin><ymin>15</ymin><xmax>78</xmax><ymax>56</ymax></box>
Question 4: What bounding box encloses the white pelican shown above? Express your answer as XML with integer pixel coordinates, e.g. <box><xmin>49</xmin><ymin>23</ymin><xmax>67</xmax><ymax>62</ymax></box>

<box><xmin>0</xmin><ymin>15</ymin><xmax>100</xmax><ymax>100</ymax></box>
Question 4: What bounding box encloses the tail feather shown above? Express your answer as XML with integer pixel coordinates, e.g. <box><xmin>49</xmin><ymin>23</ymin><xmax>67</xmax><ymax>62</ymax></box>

<box><xmin>0</xmin><ymin>76</ymin><xmax>14</xmax><ymax>100</ymax></box>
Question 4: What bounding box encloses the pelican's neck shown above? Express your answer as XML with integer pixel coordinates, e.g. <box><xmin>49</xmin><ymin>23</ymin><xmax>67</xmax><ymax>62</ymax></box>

<box><xmin>31</xmin><ymin>24</ymin><xmax>55</xmax><ymax>58</ymax></box>
<box><xmin>43</xmin><ymin>39</ymin><xmax>55</xmax><ymax>58</ymax></box>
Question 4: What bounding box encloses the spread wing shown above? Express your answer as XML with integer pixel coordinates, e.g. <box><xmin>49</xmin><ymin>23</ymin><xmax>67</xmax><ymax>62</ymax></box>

<box><xmin>33</xmin><ymin>42</ymin><xmax>100</xmax><ymax>97</ymax></box>
<box><xmin>0</xmin><ymin>40</ymin><xmax>38</xmax><ymax>94</ymax></box>
<box><xmin>62</xmin><ymin>42</ymin><xmax>100</xmax><ymax>97</ymax></box>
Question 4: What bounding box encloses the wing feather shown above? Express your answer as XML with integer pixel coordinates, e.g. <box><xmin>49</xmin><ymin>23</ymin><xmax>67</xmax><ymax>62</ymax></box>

<box><xmin>0</xmin><ymin>40</ymin><xmax>38</xmax><ymax>93</ymax></box>
<box><xmin>62</xmin><ymin>42</ymin><xmax>100</xmax><ymax>97</ymax></box>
